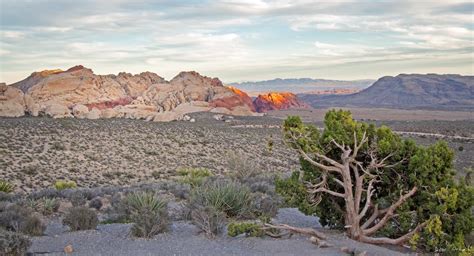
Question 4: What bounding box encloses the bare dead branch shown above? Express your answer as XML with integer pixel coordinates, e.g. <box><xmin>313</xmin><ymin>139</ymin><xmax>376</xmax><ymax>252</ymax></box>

<box><xmin>263</xmin><ymin>223</ymin><xmax>327</xmax><ymax>240</ymax></box>
<box><xmin>359</xmin><ymin>221</ymin><xmax>427</xmax><ymax>245</ymax></box>
<box><xmin>363</xmin><ymin>186</ymin><xmax>418</xmax><ymax>236</ymax></box>
<box><xmin>358</xmin><ymin>178</ymin><xmax>376</xmax><ymax>220</ymax></box>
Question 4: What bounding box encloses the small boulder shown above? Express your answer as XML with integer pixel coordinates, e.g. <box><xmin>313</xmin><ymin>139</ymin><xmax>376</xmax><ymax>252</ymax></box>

<box><xmin>189</xmin><ymin>118</ymin><xmax>196</xmax><ymax>122</ymax></box>
<box><xmin>85</xmin><ymin>108</ymin><xmax>101</xmax><ymax>119</ymax></box>
<box><xmin>0</xmin><ymin>83</ymin><xmax>26</xmax><ymax>117</ymax></box>
<box><xmin>101</xmin><ymin>108</ymin><xmax>120</xmax><ymax>118</ymax></box>
<box><xmin>213</xmin><ymin>114</ymin><xmax>224</xmax><ymax>121</ymax></box>
<box><xmin>72</xmin><ymin>104</ymin><xmax>89</xmax><ymax>118</ymax></box>
<box><xmin>44</xmin><ymin>103</ymin><xmax>72</xmax><ymax>118</ymax></box>
<box><xmin>64</xmin><ymin>244</ymin><xmax>73</xmax><ymax>254</ymax></box>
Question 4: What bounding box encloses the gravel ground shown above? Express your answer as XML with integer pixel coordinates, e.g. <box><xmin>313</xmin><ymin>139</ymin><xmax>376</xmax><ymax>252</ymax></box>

<box><xmin>29</xmin><ymin>208</ymin><xmax>410</xmax><ymax>256</ymax></box>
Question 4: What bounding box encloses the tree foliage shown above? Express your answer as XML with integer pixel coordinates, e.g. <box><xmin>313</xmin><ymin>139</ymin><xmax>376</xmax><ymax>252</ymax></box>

<box><xmin>276</xmin><ymin>109</ymin><xmax>473</xmax><ymax>252</ymax></box>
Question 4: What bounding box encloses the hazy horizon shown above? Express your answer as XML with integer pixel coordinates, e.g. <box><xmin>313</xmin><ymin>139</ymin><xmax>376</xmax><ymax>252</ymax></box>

<box><xmin>1</xmin><ymin>0</ymin><xmax>473</xmax><ymax>84</ymax></box>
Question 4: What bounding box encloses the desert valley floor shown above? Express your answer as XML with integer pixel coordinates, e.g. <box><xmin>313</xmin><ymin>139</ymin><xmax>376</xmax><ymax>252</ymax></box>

<box><xmin>0</xmin><ymin>108</ymin><xmax>473</xmax><ymax>255</ymax></box>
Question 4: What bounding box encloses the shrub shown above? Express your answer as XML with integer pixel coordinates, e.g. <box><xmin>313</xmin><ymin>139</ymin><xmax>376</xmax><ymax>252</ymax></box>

<box><xmin>88</xmin><ymin>197</ymin><xmax>103</xmax><ymax>210</ymax></box>
<box><xmin>178</xmin><ymin>167</ymin><xmax>213</xmax><ymax>187</ymax></box>
<box><xmin>227</xmin><ymin>221</ymin><xmax>264</xmax><ymax>237</ymax></box>
<box><xmin>189</xmin><ymin>180</ymin><xmax>252</xmax><ymax>218</ymax></box>
<box><xmin>38</xmin><ymin>197</ymin><xmax>60</xmax><ymax>215</ymax></box>
<box><xmin>123</xmin><ymin>192</ymin><xmax>169</xmax><ymax>238</ymax></box>
<box><xmin>63</xmin><ymin>207</ymin><xmax>98</xmax><ymax>231</ymax></box>
<box><xmin>0</xmin><ymin>205</ymin><xmax>45</xmax><ymax>236</ymax></box>
<box><xmin>54</xmin><ymin>180</ymin><xmax>77</xmax><ymax>190</ymax></box>
<box><xmin>251</xmin><ymin>192</ymin><xmax>281</xmax><ymax>220</ymax></box>
<box><xmin>168</xmin><ymin>182</ymin><xmax>190</xmax><ymax>200</ymax></box>
<box><xmin>0</xmin><ymin>181</ymin><xmax>14</xmax><ymax>193</ymax></box>
<box><xmin>0</xmin><ymin>230</ymin><xmax>31</xmax><ymax>256</ymax></box>
<box><xmin>191</xmin><ymin>206</ymin><xmax>226</xmax><ymax>238</ymax></box>
<box><xmin>226</xmin><ymin>152</ymin><xmax>260</xmax><ymax>182</ymax></box>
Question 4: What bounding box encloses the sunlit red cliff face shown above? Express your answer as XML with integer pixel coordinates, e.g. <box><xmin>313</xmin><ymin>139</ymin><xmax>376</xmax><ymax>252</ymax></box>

<box><xmin>221</xmin><ymin>86</ymin><xmax>256</xmax><ymax>112</ymax></box>
<box><xmin>253</xmin><ymin>92</ymin><xmax>309</xmax><ymax>112</ymax></box>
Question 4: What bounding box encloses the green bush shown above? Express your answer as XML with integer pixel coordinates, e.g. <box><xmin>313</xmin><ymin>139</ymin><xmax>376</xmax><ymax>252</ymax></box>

<box><xmin>0</xmin><ymin>181</ymin><xmax>14</xmax><ymax>193</ymax></box>
<box><xmin>63</xmin><ymin>207</ymin><xmax>98</xmax><ymax>231</ymax></box>
<box><xmin>0</xmin><ymin>229</ymin><xmax>31</xmax><ymax>256</ymax></box>
<box><xmin>227</xmin><ymin>221</ymin><xmax>264</xmax><ymax>237</ymax></box>
<box><xmin>124</xmin><ymin>192</ymin><xmax>169</xmax><ymax>238</ymax></box>
<box><xmin>189</xmin><ymin>180</ymin><xmax>252</xmax><ymax>218</ymax></box>
<box><xmin>277</xmin><ymin>110</ymin><xmax>474</xmax><ymax>252</ymax></box>
<box><xmin>191</xmin><ymin>206</ymin><xmax>226</xmax><ymax>238</ymax></box>
<box><xmin>54</xmin><ymin>180</ymin><xmax>77</xmax><ymax>190</ymax></box>
<box><xmin>178</xmin><ymin>167</ymin><xmax>213</xmax><ymax>187</ymax></box>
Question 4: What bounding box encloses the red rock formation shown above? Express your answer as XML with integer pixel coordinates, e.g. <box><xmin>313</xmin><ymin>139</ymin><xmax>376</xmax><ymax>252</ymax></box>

<box><xmin>221</xmin><ymin>86</ymin><xmax>256</xmax><ymax>111</ymax></box>
<box><xmin>253</xmin><ymin>92</ymin><xmax>309</xmax><ymax>112</ymax></box>
<box><xmin>4</xmin><ymin>66</ymin><xmax>259</xmax><ymax>119</ymax></box>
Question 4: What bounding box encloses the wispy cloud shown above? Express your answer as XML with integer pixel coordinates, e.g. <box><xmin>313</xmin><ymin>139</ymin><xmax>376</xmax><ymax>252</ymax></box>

<box><xmin>0</xmin><ymin>0</ymin><xmax>472</xmax><ymax>83</ymax></box>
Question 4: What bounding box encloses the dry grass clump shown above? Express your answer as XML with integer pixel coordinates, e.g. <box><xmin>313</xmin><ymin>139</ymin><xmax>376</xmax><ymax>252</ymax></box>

<box><xmin>0</xmin><ymin>229</ymin><xmax>31</xmax><ymax>256</ymax></box>
<box><xmin>63</xmin><ymin>206</ymin><xmax>98</xmax><ymax>231</ymax></box>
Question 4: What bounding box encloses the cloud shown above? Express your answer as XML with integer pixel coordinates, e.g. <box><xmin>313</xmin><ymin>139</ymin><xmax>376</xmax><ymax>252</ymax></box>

<box><xmin>0</xmin><ymin>0</ymin><xmax>472</xmax><ymax>83</ymax></box>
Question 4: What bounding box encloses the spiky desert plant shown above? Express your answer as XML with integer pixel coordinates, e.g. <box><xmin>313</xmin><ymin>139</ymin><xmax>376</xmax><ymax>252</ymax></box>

<box><xmin>189</xmin><ymin>180</ymin><xmax>253</xmax><ymax>218</ymax></box>
<box><xmin>124</xmin><ymin>191</ymin><xmax>169</xmax><ymax>238</ymax></box>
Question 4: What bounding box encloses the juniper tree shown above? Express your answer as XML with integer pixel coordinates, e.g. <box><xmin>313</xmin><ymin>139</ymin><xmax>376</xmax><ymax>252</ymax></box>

<box><xmin>276</xmin><ymin>110</ymin><xmax>473</xmax><ymax>252</ymax></box>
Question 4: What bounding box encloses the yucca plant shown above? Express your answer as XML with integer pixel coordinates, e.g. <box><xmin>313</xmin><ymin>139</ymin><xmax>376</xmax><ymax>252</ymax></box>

<box><xmin>39</xmin><ymin>197</ymin><xmax>60</xmax><ymax>215</ymax></box>
<box><xmin>123</xmin><ymin>191</ymin><xmax>169</xmax><ymax>238</ymax></box>
<box><xmin>189</xmin><ymin>180</ymin><xmax>253</xmax><ymax>218</ymax></box>
<box><xmin>0</xmin><ymin>181</ymin><xmax>14</xmax><ymax>193</ymax></box>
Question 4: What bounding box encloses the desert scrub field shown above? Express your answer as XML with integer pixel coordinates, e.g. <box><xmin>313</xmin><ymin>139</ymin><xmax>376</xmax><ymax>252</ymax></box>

<box><xmin>0</xmin><ymin>113</ymin><xmax>298</xmax><ymax>193</ymax></box>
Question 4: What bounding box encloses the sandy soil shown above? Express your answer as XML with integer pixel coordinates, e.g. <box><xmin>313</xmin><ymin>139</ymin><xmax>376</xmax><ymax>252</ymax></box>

<box><xmin>29</xmin><ymin>208</ymin><xmax>409</xmax><ymax>256</ymax></box>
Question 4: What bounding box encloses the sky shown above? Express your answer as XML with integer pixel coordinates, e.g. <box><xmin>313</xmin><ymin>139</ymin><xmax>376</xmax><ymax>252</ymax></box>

<box><xmin>0</xmin><ymin>0</ymin><xmax>473</xmax><ymax>84</ymax></box>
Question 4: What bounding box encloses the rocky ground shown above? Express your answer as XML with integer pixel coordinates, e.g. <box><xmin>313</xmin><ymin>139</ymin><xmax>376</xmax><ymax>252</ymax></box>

<box><xmin>29</xmin><ymin>208</ymin><xmax>409</xmax><ymax>256</ymax></box>
<box><xmin>0</xmin><ymin>113</ymin><xmax>298</xmax><ymax>193</ymax></box>
<box><xmin>1</xmin><ymin>110</ymin><xmax>472</xmax><ymax>193</ymax></box>
<box><xmin>1</xmin><ymin>109</ymin><xmax>472</xmax><ymax>255</ymax></box>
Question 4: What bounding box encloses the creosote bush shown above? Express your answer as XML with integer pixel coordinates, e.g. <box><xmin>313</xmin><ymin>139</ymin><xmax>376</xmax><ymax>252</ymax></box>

<box><xmin>0</xmin><ymin>204</ymin><xmax>45</xmax><ymax>236</ymax></box>
<box><xmin>227</xmin><ymin>221</ymin><xmax>264</xmax><ymax>237</ymax></box>
<box><xmin>124</xmin><ymin>191</ymin><xmax>169</xmax><ymax>238</ymax></box>
<box><xmin>63</xmin><ymin>206</ymin><xmax>98</xmax><ymax>231</ymax></box>
<box><xmin>54</xmin><ymin>180</ymin><xmax>77</xmax><ymax>190</ymax></box>
<box><xmin>0</xmin><ymin>181</ymin><xmax>14</xmax><ymax>193</ymax></box>
<box><xmin>0</xmin><ymin>229</ymin><xmax>31</xmax><ymax>256</ymax></box>
<box><xmin>178</xmin><ymin>167</ymin><xmax>213</xmax><ymax>188</ymax></box>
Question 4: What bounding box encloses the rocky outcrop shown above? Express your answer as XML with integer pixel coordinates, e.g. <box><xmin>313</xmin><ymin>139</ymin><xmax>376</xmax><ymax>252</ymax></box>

<box><xmin>2</xmin><ymin>66</ymin><xmax>258</xmax><ymax>120</ymax></box>
<box><xmin>0</xmin><ymin>83</ymin><xmax>26</xmax><ymax>117</ymax></box>
<box><xmin>253</xmin><ymin>92</ymin><xmax>309</xmax><ymax>112</ymax></box>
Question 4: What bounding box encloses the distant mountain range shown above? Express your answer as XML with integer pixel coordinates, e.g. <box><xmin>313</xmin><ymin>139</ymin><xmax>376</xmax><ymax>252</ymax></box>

<box><xmin>229</xmin><ymin>78</ymin><xmax>374</xmax><ymax>96</ymax></box>
<box><xmin>299</xmin><ymin>74</ymin><xmax>474</xmax><ymax>110</ymax></box>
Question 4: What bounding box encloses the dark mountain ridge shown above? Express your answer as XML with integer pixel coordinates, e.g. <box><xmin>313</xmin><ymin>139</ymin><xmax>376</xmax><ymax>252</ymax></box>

<box><xmin>299</xmin><ymin>74</ymin><xmax>474</xmax><ymax>110</ymax></box>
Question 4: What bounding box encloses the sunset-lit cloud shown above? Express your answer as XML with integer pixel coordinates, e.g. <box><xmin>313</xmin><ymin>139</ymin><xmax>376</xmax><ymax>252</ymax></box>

<box><xmin>0</xmin><ymin>0</ymin><xmax>472</xmax><ymax>83</ymax></box>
